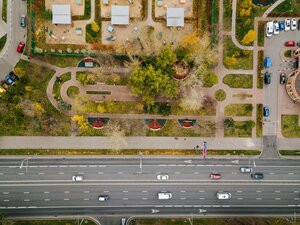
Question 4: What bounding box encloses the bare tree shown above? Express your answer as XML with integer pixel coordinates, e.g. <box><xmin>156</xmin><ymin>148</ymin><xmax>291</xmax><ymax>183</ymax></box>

<box><xmin>180</xmin><ymin>87</ymin><xmax>205</xmax><ymax>111</ymax></box>
<box><xmin>104</xmin><ymin>122</ymin><xmax>127</xmax><ymax>150</ymax></box>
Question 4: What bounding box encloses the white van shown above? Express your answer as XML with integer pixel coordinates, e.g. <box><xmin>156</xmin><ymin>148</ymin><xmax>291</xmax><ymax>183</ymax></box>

<box><xmin>217</xmin><ymin>192</ymin><xmax>231</xmax><ymax>200</ymax></box>
<box><xmin>158</xmin><ymin>192</ymin><xmax>172</xmax><ymax>200</ymax></box>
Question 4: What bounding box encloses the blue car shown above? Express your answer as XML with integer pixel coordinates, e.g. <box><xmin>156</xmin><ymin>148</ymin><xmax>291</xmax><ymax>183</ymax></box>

<box><xmin>279</xmin><ymin>20</ymin><xmax>285</xmax><ymax>30</ymax></box>
<box><xmin>264</xmin><ymin>57</ymin><xmax>272</xmax><ymax>68</ymax></box>
<box><xmin>5</xmin><ymin>74</ymin><xmax>14</xmax><ymax>85</ymax></box>
<box><xmin>263</xmin><ymin>106</ymin><xmax>269</xmax><ymax>117</ymax></box>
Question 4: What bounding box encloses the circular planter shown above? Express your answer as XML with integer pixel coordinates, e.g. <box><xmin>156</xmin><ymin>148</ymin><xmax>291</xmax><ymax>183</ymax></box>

<box><xmin>87</xmin><ymin>118</ymin><xmax>110</xmax><ymax>129</ymax></box>
<box><xmin>145</xmin><ymin>119</ymin><xmax>167</xmax><ymax>131</ymax></box>
<box><xmin>178</xmin><ymin>119</ymin><xmax>196</xmax><ymax>128</ymax></box>
<box><xmin>172</xmin><ymin>61</ymin><xmax>191</xmax><ymax>81</ymax></box>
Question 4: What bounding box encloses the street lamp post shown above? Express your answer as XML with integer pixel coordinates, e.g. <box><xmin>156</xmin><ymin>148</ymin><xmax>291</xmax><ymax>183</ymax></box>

<box><xmin>20</xmin><ymin>154</ymin><xmax>37</xmax><ymax>174</ymax></box>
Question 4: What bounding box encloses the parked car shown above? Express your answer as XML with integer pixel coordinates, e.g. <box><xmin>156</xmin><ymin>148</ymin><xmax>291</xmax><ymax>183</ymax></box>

<box><xmin>264</xmin><ymin>56</ymin><xmax>272</xmax><ymax>68</ymax></box>
<box><xmin>298</xmin><ymin>19</ymin><xmax>300</xmax><ymax>30</ymax></box>
<box><xmin>291</xmin><ymin>18</ymin><xmax>297</xmax><ymax>30</ymax></box>
<box><xmin>157</xmin><ymin>174</ymin><xmax>169</xmax><ymax>180</ymax></box>
<box><xmin>264</xmin><ymin>72</ymin><xmax>271</xmax><ymax>85</ymax></box>
<box><xmin>280</xmin><ymin>73</ymin><xmax>286</xmax><ymax>84</ymax></box>
<box><xmin>263</xmin><ymin>106</ymin><xmax>269</xmax><ymax>117</ymax></box>
<box><xmin>0</xmin><ymin>86</ymin><xmax>6</xmax><ymax>94</ymax></box>
<box><xmin>210</xmin><ymin>173</ymin><xmax>221</xmax><ymax>180</ymax></box>
<box><xmin>285</xmin><ymin>18</ymin><xmax>291</xmax><ymax>31</ymax></box>
<box><xmin>20</xmin><ymin>15</ymin><xmax>26</xmax><ymax>27</ymax></box>
<box><xmin>72</xmin><ymin>175</ymin><xmax>83</xmax><ymax>181</ymax></box>
<box><xmin>1</xmin><ymin>80</ymin><xmax>9</xmax><ymax>90</ymax></box>
<box><xmin>5</xmin><ymin>74</ymin><xmax>14</xmax><ymax>85</ymax></box>
<box><xmin>265</xmin><ymin>21</ymin><xmax>274</xmax><ymax>37</ymax></box>
<box><xmin>240</xmin><ymin>167</ymin><xmax>253</xmax><ymax>173</ymax></box>
<box><xmin>285</xmin><ymin>41</ymin><xmax>296</xmax><ymax>47</ymax></box>
<box><xmin>273</xmin><ymin>21</ymin><xmax>279</xmax><ymax>34</ymax></box>
<box><xmin>17</xmin><ymin>42</ymin><xmax>25</xmax><ymax>53</ymax></box>
<box><xmin>279</xmin><ymin>20</ymin><xmax>285</xmax><ymax>30</ymax></box>
<box><xmin>251</xmin><ymin>173</ymin><xmax>264</xmax><ymax>180</ymax></box>
<box><xmin>297</xmin><ymin>42</ymin><xmax>300</xmax><ymax>47</ymax></box>
<box><xmin>98</xmin><ymin>195</ymin><xmax>109</xmax><ymax>201</ymax></box>
<box><xmin>8</xmin><ymin>71</ymin><xmax>18</xmax><ymax>81</ymax></box>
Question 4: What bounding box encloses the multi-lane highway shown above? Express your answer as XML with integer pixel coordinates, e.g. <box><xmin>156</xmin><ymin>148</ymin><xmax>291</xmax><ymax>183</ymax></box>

<box><xmin>0</xmin><ymin>157</ymin><xmax>300</xmax><ymax>217</ymax></box>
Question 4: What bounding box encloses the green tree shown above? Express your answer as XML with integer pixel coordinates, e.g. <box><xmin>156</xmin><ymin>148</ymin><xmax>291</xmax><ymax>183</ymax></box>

<box><xmin>224</xmin><ymin>117</ymin><xmax>234</xmax><ymax>128</ymax></box>
<box><xmin>155</xmin><ymin>45</ymin><xmax>177</xmax><ymax>69</ymax></box>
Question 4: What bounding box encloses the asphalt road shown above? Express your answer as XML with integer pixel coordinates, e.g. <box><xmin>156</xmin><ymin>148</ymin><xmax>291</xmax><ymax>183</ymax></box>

<box><xmin>0</xmin><ymin>157</ymin><xmax>300</xmax><ymax>217</ymax></box>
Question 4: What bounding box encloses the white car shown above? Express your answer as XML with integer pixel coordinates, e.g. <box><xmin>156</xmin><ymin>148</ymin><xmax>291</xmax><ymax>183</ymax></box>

<box><xmin>240</xmin><ymin>167</ymin><xmax>253</xmax><ymax>173</ymax></box>
<box><xmin>273</xmin><ymin>21</ymin><xmax>279</xmax><ymax>34</ymax></box>
<box><xmin>291</xmin><ymin>18</ymin><xmax>297</xmax><ymax>30</ymax></box>
<box><xmin>157</xmin><ymin>174</ymin><xmax>169</xmax><ymax>180</ymax></box>
<box><xmin>217</xmin><ymin>192</ymin><xmax>231</xmax><ymax>200</ymax></box>
<box><xmin>265</xmin><ymin>21</ymin><xmax>273</xmax><ymax>37</ymax></box>
<box><xmin>285</xmin><ymin>18</ymin><xmax>291</xmax><ymax>31</ymax></box>
<box><xmin>72</xmin><ymin>175</ymin><xmax>83</xmax><ymax>181</ymax></box>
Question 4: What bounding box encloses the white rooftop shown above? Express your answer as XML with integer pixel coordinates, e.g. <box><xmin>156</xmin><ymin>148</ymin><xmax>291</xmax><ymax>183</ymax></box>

<box><xmin>52</xmin><ymin>4</ymin><xmax>71</xmax><ymax>24</ymax></box>
<box><xmin>111</xmin><ymin>5</ymin><xmax>129</xmax><ymax>25</ymax></box>
<box><xmin>167</xmin><ymin>8</ymin><xmax>184</xmax><ymax>27</ymax></box>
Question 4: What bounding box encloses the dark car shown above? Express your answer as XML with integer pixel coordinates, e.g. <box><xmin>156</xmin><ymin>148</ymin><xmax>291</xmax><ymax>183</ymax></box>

<box><xmin>263</xmin><ymin>106</ymin><xmax>269</xmax><ymax>117</ymax></box>
<box><xmin>297</xmin><ymin>42</ymin><xmax>300</xmax><ymax>47</ymax></box>
<box><xmin>251</xmin><ymin>173</ymin><xmax>264</xmax><ymax>180</ymax></box>
<box><xmin>264</xmin><ymin>72</ymin><xmax>271</xmax><ymax>84</ymax></box>
<box><xmin>5</xmin><ymin>74</ymin><xmax>14</xmax><ymax>85</ymax></box>
<box><xmin>279</xmin><ymin>20</ymin><xmax>285</xmax><ymax>30</ymax></box>
<box><xmin>280</xmin><ymin>73</ymin><xmax>286</xmax><ymax>84</ymax></box>
<box><xmin>8</xmin><ymin>71</ymin><xmax>19</xmax><ymax>81</ymax></box>
<box><xmin>298</xmin><ymin>19</ymin><xmax>300</xmax><ymax>30</ymax></box>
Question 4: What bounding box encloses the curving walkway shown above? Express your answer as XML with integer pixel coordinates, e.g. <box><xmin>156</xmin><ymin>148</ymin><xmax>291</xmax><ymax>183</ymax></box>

<box><xmin>262</xmin><ymin>0</ymin><xmax>285</xmax><ymax>18</ymax></box>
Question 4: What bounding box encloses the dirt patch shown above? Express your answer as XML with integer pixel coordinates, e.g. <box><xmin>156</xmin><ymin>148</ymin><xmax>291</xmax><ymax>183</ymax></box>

<box><xmin>45</xmin><ymin>0</ymin><xmax>85</xmax><ymax>16</ymax></box>
<box><xmin>101</xmin><ymin>0</ymin><xmax>143</xmax><ymax>18</ymax></box>
<box><xmin>154</xmin><ymin>0</ymin><xmax>193</xmax><ymax>18</ymax></box>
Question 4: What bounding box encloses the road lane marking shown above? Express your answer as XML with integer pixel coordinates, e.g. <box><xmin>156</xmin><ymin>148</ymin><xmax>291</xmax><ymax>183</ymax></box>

<box><xmin>199</xmin><ymin>198</ymin><xmax>205</xmax><ymax>200</ymax></box>
<box><xmin>9</xmin><ymin>166</ymin><xmax>17</xmax><ymax>168</ymax></box>
<box><xmin>123</xmin><ymin>198</ymin><xmax>128</xmax><ymax>200</ymax></box>
<box><xmin>175</xmin><ymin>172</ymin><xmax>181</xmax><ymax>174</ymax></box>
<box><xmin>269</xmin><ymin>172</ymin><xmax>275</xmax><ymax>175</ymax></box>
<box><xmin>24</xmin><ymin>192</ymin><xmax>30</xmax><ymax>194</ymax></box>
<box><xmin>0</xmin><ymin>173</ymin><xmax>3</xmax><ymax>175</ymax></box>
<box><xmin>84</xmin><ymin>198</ymin><xmax>89</xmax><ymax>201</ymax></box>
<box><xmin>98</xmin><ymin>172</ymin><xmax>104</xmax><ymax>174</ymax></box>
<box><xmin>237</xmin><ymin>198</ymin><xmax>243</xmax><ymax>200</ymax></box>
<box><xmin>142</xmin><ymin>198</ymin><xmax>148</xmax><ymax>200</ymax></box>
<box><xmin>180</xmin><ymin>198</ymin><xmax>186</xmax><ymax>200</ymax></box>
<box><xmin>294</xmin><ymin>191</ymin><xmax>299</xmax><ymax>193</ymax></box>
<box><xmin>3</xmin><ymin>200</ymin><xmax>9</xmax><ymax>202</ymax></box>
<box><xmin>142</xmin><ymin>190</ymin><xmax>148</xmax><ymax>193</ymax></box>
<box><xmin>24</xmin><ymin>199</ymin><xmax>30</xmax><ymax>202</ymax></box>
<box><xmin>199</xmin><ymin>191</ymin><xmax>205</xmax><ymax>193</ymax></box>
<box><xmin>44</xmin><ymin>199</ymin><xmax>50</xmax><ymax>201</ymax></box>
<box><xmin>3</xmin><ymin>192</ymin><xmax>9</xmax><ymax>194</ymax></box>
<box><xmin>180</xmin><ymin>190</ymin><xmax>186</xmax><ymax>193</ymax></box>
<box><xmin>59</xmin><ymin>172</ymin><xmax>64</xmax><ymax>175</ymax></box>
<box><xmin>294</xmin><ymin>198</ymin><xmax>299</xmax><ymax>200</ymax></box>
<box><xmin>123</xmin><ymin>191</ymin><xmax>128</xmax><ymax>193</ymax></box>
<box><xmin>84</xmin><ymin>191</ymin><xmax>90</xmax><ymax>193</ymax></box>
<box><xmin>275</xmin><ymin>191</ymin><xmax>280</xmax><ymax>193</ymax></box>
<box><xmin>117</xmin><ymin>172</ymin><xmax>123</xmax><ymax>174</ymax></box>
<box><xmin>44</xmin><ymin>192</ymin><xmax>50</xmax><ymax>194</ymax></box>
<box><xmin>237</xmin><ymin>191</ymin><xmax>243</xmax><ymax>193</ymax></box>
<box><xmin>18</xmin><ymin>173</ymin><xmax>24</xmax><ymax>175</ymax></box>
<box><xmin>288</xmin><ymin>173</ymin><xmax>294</xmax><ymax>175</ymax></box>
<box><xmin>275</xmin><ymin>198</ymin><xmax>281</xmax><ymax>200</ymax></box>
<box><xmin>64</xmin><ymin>199</ymin><xmax>70</xmax><ymax>201</ymax></box>
<box><xmin>104</xmin><ymin>191</ymin><xmax>109</xmax><ymax>193</ymax></box>
<box><xmin>232</xmin><ymin>172</ymin><xmax>237</xmax><ymax>175</ymax></box>
<box><xmin>64</xmin><ymin>191</ymin><xmax>70</xmax><ymax>194</ymax></box>
<box><xmin>39</xmin><ymin>173</ymin><xmax>45</xmax><ymax>175</ymax></box>
<box><xmin>256</xmin><ymin>191</ymin><xmax>262</xmax><ymax>193</ymax></box>
<box><xmin>256</xmin><ymin>198</ymin><xmax>262</xmax><ymax>200</ymax></box>
<box><xmin>193</xmin><ymin>172</ymin><xmax>199</xmax><ymax>174</ymax></box>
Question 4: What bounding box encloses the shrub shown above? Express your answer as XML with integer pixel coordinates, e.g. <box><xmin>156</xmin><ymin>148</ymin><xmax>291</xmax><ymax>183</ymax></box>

<box><xmin>214</xmin><ymin>89</ymin><xmax>226</xmax><ymax>101</ymax></box>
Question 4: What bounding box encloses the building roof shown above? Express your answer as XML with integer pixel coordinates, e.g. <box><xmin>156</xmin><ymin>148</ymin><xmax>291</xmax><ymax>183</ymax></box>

<box><xmin>111</xmin><ymin>6</ymin><xmax>129</xmax><ymax>25</ymax></box>
<box><xmin>167</xmin><ymin>8</ymin><xmax>184</xmax><ymax>27</ymax></box>
<box><xmin>52</xmin><ymin>4</ymin><xmax>71</xmax><ymax>24</ymax></box>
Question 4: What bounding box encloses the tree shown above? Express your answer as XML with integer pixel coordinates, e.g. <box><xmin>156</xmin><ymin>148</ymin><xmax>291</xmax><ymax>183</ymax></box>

<box><xmin>72</xmin><ymin>115</ymin><xmax>89</xmax><ymax>130</ymax></box>
<box><xmin>34</xmin><ymin>102</ymin><xmax>45</xmax><ymax>116</ymax></box>
<box><xmin>104</xmin><ymin>122</ymin><xmax>126</xmax><ymax>150</ymax></box>
<box><xmin>77</xmin><ymin>73</ymin><xmax>96</xmax><ymax>85</ymax></box>
<box><xmin>224</xmin><ymin>56</ymin><xmax>238</xmax><ymax>66</ymax></box>
<box><xmin>155</xmin><ymin>45</ymin><xmax>177</xmax><ymax>69</ymax></box>
<box><xmin>0</xmin><ymin>214</ymin><xmax>14</xmax><ymax>225</ymax></box>
<box><xmin>180</xmin><ymin>87</ymin><xmax>204</xmax><ymax>112</ymax></box>
<box><xmin>224</xmin><ymin>117</ymin><xmax>234</xmax><ymax>128</ymax></box>
<box><xmin>241</xmin><ymin>30</ymin><xmax>257</xmax><ymax>45</ymax></box>
<box><xmin>179</xmin><ymin>32</ymin><xmax>200</xmax><ymax>53</ymax></box>
<box><xmin>91</xmin><ymin>21</ymin><xmax>100</xmax><ymax>33</ymax></box>
<box><xmin>13</xmin><ymin>67</ymin><xmax>25</xmax><ymax>78</ymax></box>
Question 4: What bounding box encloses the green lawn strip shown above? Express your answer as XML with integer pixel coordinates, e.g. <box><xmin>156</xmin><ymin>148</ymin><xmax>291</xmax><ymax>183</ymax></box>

<box><xmin>269</xmin><ymin>0</ymin><xmax>300</xmax><ymax>17</ymax></box>
<box><xmin>257</xmin><ymin>21</ymin><xmax>266</xmax><ymax>47</ymax></box>
<box><xmin>223</xmin><ymin>36</ymin><xmax>253</xmax><ymax>70</ymax></box>
<box><xmin>0</xmin><ymin>149</ymin><xmax>260</xmax><ymax>156</ymax></box>
<box><xmin>232</xmin><ymin>93</ymin><xmax>252</xmax><ymax>98</ymax></box>
<box><xmin>257</xmin><ymin>50</ymin><xmax>264</xmax><ymax>89</ymax></box>
<box><xmin>256</xmin><ymin>104</ymin><xmax>263</xmax><ymax>137</ymax></box>
<box><xmin>281</xmin><ymin>114</ymin><xmax>300</xmax><ymax>138</ymax></box>
<box><xmin>15</xmin><ymin>219</ymin><xmax>96</xmax><ymax>225</ymax></box>
<box><xmin>279</xmin><ymin>150</ymin><xmax>300</xmax><ymax>156</ymax></box>
<box><xmin>214</xmin><ymin>89</ymin><xmax>226</xmax><ymax>101</ymax></box>
<box><xmin>170</xmin><ymin>102</ymin><xmax>216</xmax><ymax>116</ymax></box>
<box><xmin>224</xmin><ymin>120</ymin><xmax>255</xmax><ymax>137</ymax></box>
<box><xmin>86</xmin><ymin>90</ymin><xmax>111</xmax><ymax>95</ymax></box>
<box><xmin>52</xmin><ymin>72</ymin><xmax>71</xmax><ymax>101</ymax></box>
<box><xmin>0</xmin><ymin>60</ymin><xmax>71</xmax><ymax>136</ymax></box>
<box><xmin>223</xmin><ymin>0</ymin><xmax>232</xmax><ymax>31</ymax></box>
<box><xmin>34</xmin><ymin>55</ymin><xmax>80</xmax><ymax>68</ymax></box>
<box><xmin>76</xmin><ymin>71</ymin><xmax>129</xmax><ymax>86</ymax></box>
<box><xmin>0</xmin><ymin>34</ymin><xmax>7</xmax><ymax>52</ymax></box>
<box><xmin>2</xmin><ymin>0</ymin><xmax>7</xmax><ymax>22</ymax></box>
<box><xmin>199</xmin><ymin>71</ymin><xmax>218</xmax><ymax>87</ymax></box>
<box><xmin>223</xmin><ymin>74</ymin><xmax>253</xmax><ymax>88</ymax></box>
<box><xmin>67</xmin><ymin>86</ymin><xmax>80</xmax><ymax>98</ymax></box>
<box><xmin>224</xmin><ymin>104</ymin><xmax>253</xmax><ymax>117</ymax></box>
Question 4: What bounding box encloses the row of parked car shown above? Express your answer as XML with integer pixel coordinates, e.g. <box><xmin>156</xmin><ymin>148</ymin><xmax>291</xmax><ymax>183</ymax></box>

<box><xmin>0</xmin><ymin>72</ymin><xmax>19</xmax><ymax>94</ymax></box>
<box><xmin>266</xmin><ymin>18</ymin><xmax>299</xmax><ymax>37</ymax></box>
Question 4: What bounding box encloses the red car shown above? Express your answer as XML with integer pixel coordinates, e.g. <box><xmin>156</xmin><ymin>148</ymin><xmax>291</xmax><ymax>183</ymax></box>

<box><xmin>285</xmin><ymin>41</ymin><xmax>295</xmax><ymax>47</ymax></box>
<box><xmin>17</xmin><ymin>42</ymin><xmax>25</xmax><ymax>53</ymax></box>
<box><xmin>209</xmin><ymin>173</ymin><xmax>221</xmax><ymax>180</ymax></box>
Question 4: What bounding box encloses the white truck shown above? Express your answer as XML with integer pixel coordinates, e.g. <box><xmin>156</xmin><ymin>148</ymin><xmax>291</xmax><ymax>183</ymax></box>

<box><xmin>158</xmin><ymin>192</ymin><xmax>172</xmax><ymax>200</ymax></box>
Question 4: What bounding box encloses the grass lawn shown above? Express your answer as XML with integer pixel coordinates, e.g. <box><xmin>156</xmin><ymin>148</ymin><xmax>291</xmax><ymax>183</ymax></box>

<box><xmin>67</xmin><ymin>86</ymin><xmax>80</xmax><ymax>98</ymax></box>
<box><xmin>199</xmin><ymin>71</ymin><xmax>218</xmax><ymax>87</ymax></box>
<box><xmin>223</xmin><ymin>74</ymin><xmax>253</xmax><ymax>88</ymax></box>
<box><xmin>232</xmin><ymin>93</ymin><xmax>252</xmax><ymax>98</ymax></box>
<box><xmin>170</xmin><ymin>101</ymin><xmax>216</xmax><ymax>116</ymax></box>
<box><xmin>257</xmin><ymin>21</ymin><xmax>266</xmax><ymax>47</ymax></box>
<box><xmin>224</xmin><ymin>120</ymin><xmax>255</xmax><ymax>137</ymax></box>
<box><xmin>223</xmin><ymin>36</ymin><xmax>253</xmax><ymax>70</ymax></box>
<box><xmin>2</xmin><ymin>0</ymin><xmax>7</xmax><ymax>22</ymax></box>
<box><xmin>279</xmin><ymin>150</ymin><xmax>300</xmax><ymax>156</ymax></box>
<box><xmin>257</xmin><ymin>50</ymin><xmax>264</xmax><ymax>89</ymax></box>
<box><xmin>214</xmin><ymin>89</ymin><xmax>226</xmax><ymax>101</ymax></box>
<box><xmin>52</xmin><ymin>72</ymin><xmax>71</xmax><ymax>101</ymax></box>
<box><xmin>76</xmin><ymin>71</ymin><xmax>129</xmax><ymax>86</ymax></box>
<box><xmin>256</xmin><ymin>104</ymin><xmax>263</xmax><ymax>137</ymax></box>
<box><xmin>269</xmin><ymin>0</ymin><xmax>300</xmax><ymax>17</ymax></box>
<box><xmin>224</xmin><ymin>104</ymin><xmax>253</xmax><ymax>117</ymax></box>
<box><xmin>223</xmin><ymin>0</ymin><xmax>232</xmax><ymax>31</ymax></box>
<box><xmin>15</xmin><ymin>220</ymin><xmax>96</xmax><ymax>225</ymax></box>
<box><xmin>34</xmin><ymin>55</ymin><xmax>80</xmax><ymax>68</ymax></box>
<box><xmin>281</xmin><ymin>114</ymin><xmax>300</xmax><ymax>138</ymax></box>
<box><xmin>0</xmin><ymin>34</ymin><xmax>7</xmax><ymax>52</ymax></box>
<box><xmin>0</xmin><ymin>60</ymin><xmax>71</xmax><ymax>136</ymax></box>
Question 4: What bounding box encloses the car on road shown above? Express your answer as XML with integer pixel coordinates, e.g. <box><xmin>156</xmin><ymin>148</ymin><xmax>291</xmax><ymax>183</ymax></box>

<box><xmin>280</xmin><ymin>73</ymin><xmax>286</xmax><ymax>84</ymax></box>
<box><xmin>264</xmin><ymin>56</ymin><xmax>272</xmax><ymax>68</ymax></box>
<box><xmin>285</xmin><ymin>41</ymin><xmax>295</xmax><ymax>47</ymax></box>
<box><xmin>251</xmin><ymin>173</ymin><xmax>264</xmax><ymax>180</ymax></box>
<box><xmin>20</xmin><ymin>15</ymin><xmax>26</xmax><ymax>27</ymax></box>
<box><xmin>285</xmin><ymin>18</ymin><xmax>291</xmax><ymax>31</ymax></box>
<box><xmin>17</xmin><ymin>42</ymin><xmax>25</xmax><ymax>53</ymax></box>
<box><xmin>98</xmin><ymin>195</ymin><xmax>109</xmax><ymax>201</ymax></box>
<box><xmin>240</xmin><ymin>167</ymin><xmax>253</xmax><ymax>173</ymax></box>
<box><xmin>291</xmin><ymin>18</ymin><xmax>297</xmax><ymax>30</ymax></box>
<box><xmin>157</xmin><ymin>174</ymin><xmax>169</xmax><ymax>180</ymax></box>
<box><xmin>121</xmin><ymin>218</ymin><xmax>126</xmax><ymax>225</ymax></box>
<box><xmin>264</xmin><ymin>72</ymin><xmax>271</xmax><ymax>85</ymax></box>
<box><xmin>216</xmin><ymin>192</ymin><xmax>231</xmax><ymax>200</ymax></box>
<box><xmin>158</xmin><ymin>192</ymin><xmax>172</xmax><ymax>200</ymax></box>
<box><xmin>279</xmin><ymin>20</ymin><xmax>285</xmax><ymax>30</ymax></box>
<box><xmin>210</xmin><ymin>173</ymin><xmax>221</xmax><ymax>180</ymax></box>
<box><xmin>263</xmin><ymin>106</ymin><xmax>269</xmax><ymax>117</ymax></box>
<box><xmin>273</xmin><ymin>21</ymin><xmax>279</xmax><ymax>34</ymax></box>
<box><xmin>265</xmin><ymin>21</ymin><xmax>273</xmax><ymax>37</ymax></box>
<box><xmin>72</xmin><ymin>175</ymin><xmax>83</xmax><ymax>181</ymax></box>
<box><xmin>5</xmin><ymin>74</ymin><xmax>14</xmax><ymax>85</ymax></box>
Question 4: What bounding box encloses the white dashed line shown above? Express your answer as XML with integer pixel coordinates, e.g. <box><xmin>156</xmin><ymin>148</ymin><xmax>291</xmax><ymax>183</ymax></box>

<box><xmin>180</xmin><ymin>190</ymin><xmax>186</xmax><ymax>193</ymax></box>
<box><xmin>199</xmin><ymin>191</ymin><xmax>205</xmax><ymax>193</ymax></box>
<box><xmin>232</xmin><ymin>172</ymin><xmax>237</xmax><ymax>175</ymax></box>
<box><xmin>117</xmin><ymin>172</ymin><xmax>123</xmax><ymax>174</ymax></box>
<box><xmin>142</xmin><ymin>198</ymin><xmax>148</xmax><ymax>200</ymax></box>
<box><xmin>18</xmin><ymin>173</ymin><xmax>24</xmax><ymax>175</ymax></box>
<box><xmin>39</xmin><ymin>173</ymin><xmax>45</xmax><ymax>175</ymax></box>
<box><xmin>98</xmin><ymin>172</ymin><xmax>104</xmax><ymax>174</ymax></box>
<box><xmin>275</xmin><ymin>198</ymin><xmax>281</xmax><ymax>200</ymax></box>
<box><xmin>199</xmin><ymin>197</ymin><xmax>205</xmax><ymax>200</ymax></box>
<box><xmin>175</xmin><ymin>172</ymin><xmax>181</xmax><ymax>174</ymax></box>
<box><xmin>0</xmin><ymin>173</ymin><xmax>4</xmax><ymax>175</ymax></box>
<box><xmin>193</xmin><ymin>172</ymin><xmax>199</xmax><ymax>174</ymax></box>
<box><xmin>142</xmin><ymin>190</ymin><xmax>148</xmax><ymax>193</ymax></box>
<box><xmin>3</xmin><ymin>192</ymin><xmax>9</xmax><ymax>194</ymax></box>
<box><xmin>59</xmin><ymin>172</ymin><xmax>64</xmax><ymax>175</ymax></box>
<box><xmin>275</xmin><ymin>191</ymin><xmax>280</xmax><ymax>193</ymax></box>
<box><xmin>294</xmin><ymin>198</ymin><xmax>300</xmax><ymax>201</ymax></box>
<box><xmin>24</xmin><ymin>192</ymin><xmax>30</xmax><ymax>194</ymax></box>
<box><xmin>44</xmin><ymin>199</ymin><xmax>50</xmax><ymax>201</ymax></box>
<box><xmin>44</xmin><ymin>192</ymin><xmax>50</xmax><ymax>194</ymax></box>
<box><xmin>256</xmin><ymin>190</ymin><xmax>262</xmax><ymax>193</ymax></box>
<box><xmin>84</xmin><ymin>191</ymin><xmax>90</xmax><ymax>193</ymax></box>
<box><xmin>288</xmin><ymin>173</ymin><xmax>294</xmax><ymax>175</ymax></box>
<box><xmin>24</xmin><ymin>199</ymin><xmax>30</xmax><ymax>202</ymax></box>
<box><xmin>123</xmin><ymin>198</ymin><xmax>128</xmax><ymax>200</ymax></box>
<box><xmin>64</xmin><ymin>191</ymin><xmax>70</xmax><ymax>194</ymax></box>
<box><xmin>269</xmin><ymin>172</ymin><xmax>275</xmax><ymax>175</ymax></box>
<box><xmin>84</xmin><ymin>198</ymin><xmax>89</xmax><ymax>201</ymax></box>
<box><xmin>123</xmin><ymin>191</ymin><xmax>128</xmax><ymax>193</ymax></box>
<box><xmin>237</xmin><ymin>191</ymin><xmax>243</xmax><ymax>193</ymax></box>
<box><xmin>104</xmin><ymin>191</ymin><xmax>109</xmax><ymax>193</ymax></box>
<box><xmin>63</xmin><ymin>199</ymin><xmax>70</xmax><ymax>201</ymax></box>
<box><xmin>237</xmin><ymin>198</ymin><xmax>243</xmax><ymax>200</ymax></box>
<box><xmin>180</xmin><ymin>197</ymin><xmax>186</xmax><ymax>200</ymax></box>
<box><xmin>256</xmin><ymin>198</ymin><xmax>262</xmax><ymax>200</ymax></box>
<box><xmin>3</xmin><ymin>200</ymin><xmax>9</xmax><ymax>202</ymax></box>
<box><xmin>294</xmin><ymin>191</ymin><xmax>299</xmax><ymax>193</ymax></box>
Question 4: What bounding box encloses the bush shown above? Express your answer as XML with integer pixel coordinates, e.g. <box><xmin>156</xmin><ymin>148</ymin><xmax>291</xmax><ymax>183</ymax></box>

<box><xmin>91</xmin><ymin>21</ymin><xmax>100</xmax><ymax>33</ymax></box>
<box><xmin>215</xmin><ymin>89</ymin><xmax>226</xmax><ymax>101</ymax></box>
<box><xmin>223</xmin><ymin>74</ymin><xmax>253</xmax><ymax>88</ymax></box>
<box><xmin>44</xmin><ymin>9</ymin><xmax>52</xmax><ymax>20</ymax></box>
<box><xmin>144</xmin><ymin>103</ymin><xmax>171</xmax><ymax>116</ymax></box>
<box><xmin>199</xmin><ymin>71</ymin><xmax>218</xmax><ymax>87</ymax></box>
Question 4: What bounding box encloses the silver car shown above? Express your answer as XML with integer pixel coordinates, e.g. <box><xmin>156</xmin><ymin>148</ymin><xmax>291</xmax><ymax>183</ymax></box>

<box><xmin>240</xmin><ymin>167</ymin><xmax>253</xmax><ymax>173</ymax></box>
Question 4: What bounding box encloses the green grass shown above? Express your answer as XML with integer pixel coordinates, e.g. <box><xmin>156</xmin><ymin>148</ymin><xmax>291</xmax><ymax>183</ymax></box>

<box><xmin>281</xmin><ymin>115</ymin><xmax>300</xmax><ymax>138</ymax></box>
<box><xmin>269</xmin><ymin>0</ymin><xmax>300</xmax><ymax>17</ymax></box>
<box><xmin>214</xmin><ymin>89</ymin><xmax>226</xmax><ymax>101</ymax></box>
<box><xmin>0</xmin><ymin>34</ymin><xmax>7</xmax><ymax>52</ymax></box>
<box><xmin>223</xmin><ymin>0</ymin><xmax>232</xmax><ymax>31</ymax></box>
<box><xmin>223</xmin><ymin>74</ymin><xmax>253</xmax><ymax>88</ymax></box>
<box><xmin>76</xmin><ymin>71</ymin><xmax>129</xmax><ymax>86</ymax></box>
<box><xmin>2</xmin><ymin>0</ymin><xmax>7</xmax><ymax>22</ymax></box>
<box><xmin>224</xmin><ymin>104</ymin><xmax>253</xmax><ymax>117</ymax></box>
<box><xmin>279</xmin><ymin>150</ymin><xmax>300</xmax><ymax>156</ymax></box>
<box><xmin>0</xmin><ymin>60</ymin><xmax>71</xmax><ymax>136</ymax></box>
<box><xmin>52</xmin><ymin>72</ymin><xmax>71</xmax><ymax>101</ymax></box>
<box><xmin>232</xmin><ymin>93</ymin><xmax>252</xmax><ymax>98</ymax></box>
<box><xmin>199</xmin><ymin>72</ymin><xmax>218</xmax><ymax>87</ymax></box>
<box><xmin>284</xmin><ymin>50</ymin><xmax>292</xmax><ymax>58</ymax></box>
<box><xmin>257</xmin><ymin>21</ymin><xmax>266</xmax><ymax>47</ymax></box>
<box><xmin>223</xmin><ymin>36</ymin><xmax>253</xmax><ymax>70</ymax></box>
<box><xmin>170</xmin><ymin>101</ymin><xmax>216</xmax><ymax>116</ymax></box>
<box><xmin>86</xmin><ymin>90</ymin><xmax>111</xmax><ymax>95</ymax></box>
<box><xmin>34</xmin><ymin>55</ymin><xmax>80</xmax><ymax>68</ymax></box>
<box><xmin>256</xmin><ymin>104</ymin><xmax>263</xmax><ymax>137</ymax></box>
<box><xmin>15</xmin><ymin>219</ymin><xmax>96</xmax><ymax>225</ymax></box>
<box><xmin>257</xmin><ymin>50</ymin><xmax>264</xmax><ymax>89</ymax></box>
<box><xmin>67</xmin><ymin>86</ymin><xmax>80</xmax><ymax>98</ymax></box>
<box><xmin>224</xmin><ymin>120</ymin><xmax>255</xmax><ymax>137</ymax></box>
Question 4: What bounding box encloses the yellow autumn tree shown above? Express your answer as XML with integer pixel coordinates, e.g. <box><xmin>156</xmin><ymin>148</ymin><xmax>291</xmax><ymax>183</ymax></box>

<box><xmin>72</xmin><ymin>115</ymin><xmax>89</xmax><ymax>130</ymax></box>
<box><xmin>180</xmin><ymin>32</ymin><xmax>200</xmax><ymax>52</ymax></box>
<box><xmin>14</xmin><ymin>67</ymin><xmax>25</xmax><ymax>78</ymax></box>
<box><xmin>241</xmin><ymin>30</ymin><xmax>257</xmax><ymax>45</ymax></box>
<box><xmin>224</xmin><ymin>56</ymin><xmax>238</xmax><ymax>67</ymax></box>
<box><xmin>34</xmin><ymin>103</ymin><xmax>45</xmax><ymax>116</ymax></box>
<box><xmin>91</xmin><ymin>21</ymin><xmax>100</xmax><ymax>33</ymax></box>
